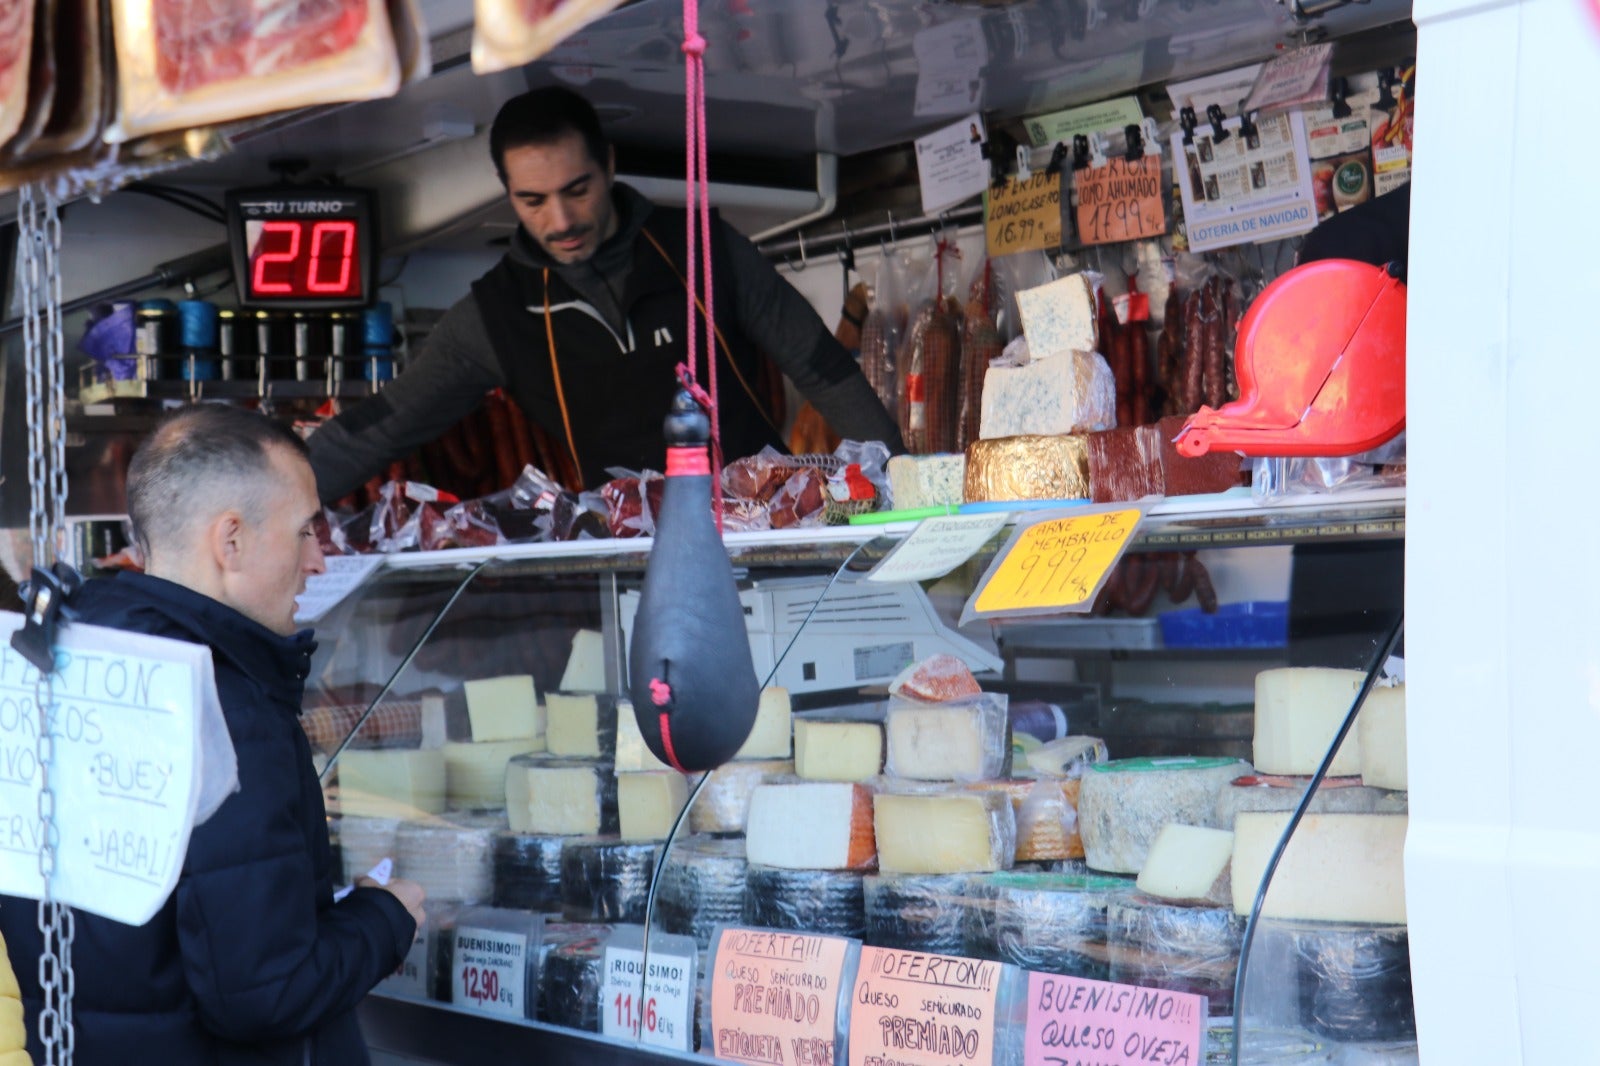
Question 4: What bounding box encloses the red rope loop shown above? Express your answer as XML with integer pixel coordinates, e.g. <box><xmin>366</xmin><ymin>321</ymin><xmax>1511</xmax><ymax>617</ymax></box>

<box><xmin>683</xmin><ymin>0</ymin><xmax>722</xmax><ymax>531</ymax></box>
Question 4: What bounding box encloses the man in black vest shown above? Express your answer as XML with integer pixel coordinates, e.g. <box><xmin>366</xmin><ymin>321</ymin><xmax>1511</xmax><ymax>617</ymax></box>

<box><xmin>308</xmin><ymin>87</ymin><xmax>903</xmax><ymax>497</ymax></box>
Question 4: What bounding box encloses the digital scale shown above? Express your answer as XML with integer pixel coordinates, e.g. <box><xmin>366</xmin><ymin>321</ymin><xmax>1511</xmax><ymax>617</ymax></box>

<box><xmin>620</xmin><ymin>576</ymin><xmax>1001</xmax><ymax>698</ymax></box>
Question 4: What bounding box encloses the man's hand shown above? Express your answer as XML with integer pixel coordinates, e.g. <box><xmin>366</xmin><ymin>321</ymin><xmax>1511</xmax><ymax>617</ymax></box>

<box><xmin>359</xmin><ymin>875</ymin><xmax>426</xmax><ymax>929</ymax></box>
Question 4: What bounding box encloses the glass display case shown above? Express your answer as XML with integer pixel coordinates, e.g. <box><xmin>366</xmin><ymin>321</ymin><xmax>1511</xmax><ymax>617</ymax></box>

<box><xmin>308</xmin><ymin>487</ymin><xmax>1408</xmax><ymax>1066</ymax></box>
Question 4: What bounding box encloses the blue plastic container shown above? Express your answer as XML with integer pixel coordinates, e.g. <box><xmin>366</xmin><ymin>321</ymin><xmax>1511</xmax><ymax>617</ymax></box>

<box><xmin>1159</xmin><ymin>600</ymin><xmax>1289</xmax><ymax>649</ymax></box>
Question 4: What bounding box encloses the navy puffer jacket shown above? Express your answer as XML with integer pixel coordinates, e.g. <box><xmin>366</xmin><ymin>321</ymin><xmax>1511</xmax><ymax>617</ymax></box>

<box><xmin>0</xmin><ymin>572</ymin><xmax>414</xmax><ymax>1065</ymax></box>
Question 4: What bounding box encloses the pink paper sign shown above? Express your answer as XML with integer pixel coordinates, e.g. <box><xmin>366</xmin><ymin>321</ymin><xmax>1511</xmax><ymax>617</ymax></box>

<box><xmin>1025</xmin><ymin>972</ymin><xmax>1205</xmax><ymax>1066</ymax></box>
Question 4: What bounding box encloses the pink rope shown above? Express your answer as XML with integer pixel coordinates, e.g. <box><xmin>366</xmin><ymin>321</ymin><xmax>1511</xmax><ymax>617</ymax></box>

<box><xmin>681</xmin><ymin>1</ymin><xmax>724</xmax><ymax>531</ymax></box>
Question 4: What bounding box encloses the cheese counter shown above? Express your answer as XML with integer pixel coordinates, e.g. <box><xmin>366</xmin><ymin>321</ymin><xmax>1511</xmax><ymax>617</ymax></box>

<box><xmin>299</xmin><ymin>489</ymin><xmax>1409</xmax><ymax>1066</ymax></box>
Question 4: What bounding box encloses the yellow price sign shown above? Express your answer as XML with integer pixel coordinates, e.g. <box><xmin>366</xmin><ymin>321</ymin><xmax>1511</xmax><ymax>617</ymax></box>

<box><xmin>966</xmin><ymin>507</ymin><xmax>1143</xmax><ymax>617</ymax></box>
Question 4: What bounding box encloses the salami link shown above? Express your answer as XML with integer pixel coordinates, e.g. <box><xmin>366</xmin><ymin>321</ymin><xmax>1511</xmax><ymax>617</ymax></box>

<box><xmin>1204</xmin><ymin>278</ymin><xmax>1227</xmax><ymax>409</ymax></box>
<box><xmin>1190</xmin><ymin>554</ymin><xmax>1218</xmax><ymax>613</ymax></box>
<box><xmin>1124</xmin><ymin>554</ymin><xmax>1162</xmax><ymax>616</ymax></box>
<box><xmin>483</xmin><ymin>393</ymin><xmax>519</xmax><ymax>489</ymax></box>
<box><xmin>1170</xmin><ymin>552</ymin><xmax>1196</xmax><ymax>603</ymax></box>
<box><xmin>1130</xmin><ymin>325</ymin><xmax>1150</xmax><ymax>426</ymax></box>
<box><xmin>1181</xmin><ymin>291</ymin><xmax>1205</xmax><ymax>415</ymax></box>
<box><xmin>504</xmin><ymin>395</ymin><xmax>537</xmax><ymax>474</ymax></box>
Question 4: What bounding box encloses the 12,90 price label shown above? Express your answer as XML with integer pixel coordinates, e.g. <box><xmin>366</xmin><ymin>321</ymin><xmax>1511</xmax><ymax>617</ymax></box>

<box><xmin>1075</xmin><ymin>156</ymin><xmax>1167</xmax><ymax>246</ymax></box>
<box><xmin>962</xmin><ymin>507</ymin><xmax>1144</xmax><ymax>621</ymax></box>
<box><xmin>452</xmin><ymin>927</ymin><xmax>528</xmax><ymax>1019</ymax></box>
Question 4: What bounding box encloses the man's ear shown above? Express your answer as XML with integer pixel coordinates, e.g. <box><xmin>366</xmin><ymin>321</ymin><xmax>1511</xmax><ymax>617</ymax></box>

<box><xmin>209</xmin><ymin>511</ymin><xmax>249</xmax><ymax>574</ymax></box>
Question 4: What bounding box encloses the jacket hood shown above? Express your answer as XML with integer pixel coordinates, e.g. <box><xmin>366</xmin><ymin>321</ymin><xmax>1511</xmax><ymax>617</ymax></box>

<box><xmin>73</xmin><ymin>572</ymin><xmax>316</xmax><ymax>710</ymax></box>
<box><xmin>507</xmin><ymin>180</ymin><xmax>655</xmax><ymax>277</ymax></box>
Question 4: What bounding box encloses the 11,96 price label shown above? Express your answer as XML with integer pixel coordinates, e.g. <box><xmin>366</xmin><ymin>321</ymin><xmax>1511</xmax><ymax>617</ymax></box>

<box><xmin>961</xmin><ymin>507</ymin><xmax>1144</xmax><ymax>622</ymax></box>
<box><xmin>601</xmin><ymin>927</ymin><xmax>698</xmax><ymax>1051</ymax></box>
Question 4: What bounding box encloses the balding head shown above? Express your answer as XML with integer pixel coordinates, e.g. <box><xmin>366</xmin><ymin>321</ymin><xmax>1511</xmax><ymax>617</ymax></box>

<box><xmin>127</xmin><ymin>406</ymin><xmax>324</xmax><ymax>634</ymax></box>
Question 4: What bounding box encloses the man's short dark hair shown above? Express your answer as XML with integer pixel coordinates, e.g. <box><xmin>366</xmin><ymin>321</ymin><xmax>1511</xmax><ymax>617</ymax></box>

<box><xmin>489</xmin><ymin>87</ymin><xmax>609</xmax><ymax>183</ymax></box>
<box><xmin>126</xmin><ymin>405</ymin><xmax>310</xmax><ymax>557</ymax></box>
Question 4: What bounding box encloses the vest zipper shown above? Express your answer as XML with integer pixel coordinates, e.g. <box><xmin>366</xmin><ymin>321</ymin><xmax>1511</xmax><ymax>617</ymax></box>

<box><xmin>536</xmin><ymin>300</ymin><xmax>636</xmax><ymax>354</ymax></box>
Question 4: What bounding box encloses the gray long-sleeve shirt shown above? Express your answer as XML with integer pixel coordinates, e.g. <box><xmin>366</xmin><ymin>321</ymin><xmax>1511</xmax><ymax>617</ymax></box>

<box><xmin>309</xmin><ymin>184</ymin><xmax>901</xmax><ymax>499</ymax></box>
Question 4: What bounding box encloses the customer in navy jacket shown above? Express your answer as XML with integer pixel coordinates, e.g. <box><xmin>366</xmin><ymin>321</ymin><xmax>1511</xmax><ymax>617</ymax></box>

<box><xmin>0</xmin><ymin>405</ymin><xmax>425</xmax><ymax>1065</ymax></box>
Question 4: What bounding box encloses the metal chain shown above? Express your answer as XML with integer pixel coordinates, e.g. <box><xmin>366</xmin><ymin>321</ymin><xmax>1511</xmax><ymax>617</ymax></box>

<box><xmin>18</xmin><ymin>184</ymin><xmax>74</xmax><ymax>1066</ymax></box>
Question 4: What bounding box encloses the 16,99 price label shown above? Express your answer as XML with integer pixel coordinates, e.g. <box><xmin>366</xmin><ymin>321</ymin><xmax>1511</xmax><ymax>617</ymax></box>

<box><xmin>601</xmin><ymin>928</ymin><xmax>698</xmax><ymax>1051</ymax></box>
<box><xmin>452</xmin><ymin>926</ymin><xmax>528</xmax><ymax>1019</ymax></box>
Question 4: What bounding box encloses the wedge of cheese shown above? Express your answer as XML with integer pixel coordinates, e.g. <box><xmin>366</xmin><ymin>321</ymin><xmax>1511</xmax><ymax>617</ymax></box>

<box><xmin>618</xmin><ymin>771</ymin><xmax>690</xmax><ymax>841</ymax></box>
<box><xmin>689</xmin><ymin>759</ymin><xmax>795</xmax><ymax>834</ymax></box>
<box><xmin>1016</xmin><ymin>273</ymin><xmax>1098</xmax><ymax>357</ymax></box>
<box><xmin>874</xmin><ymin>791</ymin><xmax>1016</xmax><ymax>874</ymax></box>
<box><xmin>745</xmin><ymin>783</ymin><xmax>876</xmax><ymax>870</ymax></box>
<box><xmin>504</xmin><ymin>755</ymin><xmax>618</xmax><ymax>836</ymax></box>
<box><xmin>560</xmin><ymin>629</ymin><xmax>607</xmax><ymax>693</ymax></box>
<box><xmin>1231</xmin><ymin>812</ymin><xmax>1408</xmax><ymax>923</ymax></box>
<box><xmin>735</xmin><ymin>687</ymin><xmax>793</xmax><ymax>759</ymax></box>
<box><xmin>444</xmin><ymin>738</ymin><xmax>544</xmax><ymax>808</ymax></box>
<box><xmin>1136</xmin><ymin>824</ymin><xmax>1233</xmax><ymax>906</ymax></box>
<box><xmin>337</xmin><ymin>749</ymin><xmax>446</xmax><ymax>817</ymax></box>
<box><xmin>463</xmin><ymin>675</ymin><xmax>543</xmax><ymax>742</ymax></box>
<box><xmin>1357</xmin><ymin>685</ymin><xmax>1407</xmax><ymax>791</ymax></box>
<box><xmin>885</xmin><ymin>698</ymin><xmax>1008</xmax><ymax>781</ymax></box>
<box><xmin>614</xmin><ymin>698</ymin><xmax>672</xmax><ymax>773</ymax></box>
<box><xmin>546</xmin><ymin>692</ymin><xmax>618</xmax><ymax>758</ymax></box>
<box><xmin>1253</xmin><ymin>668</ymin><xmax>1366</xmax><ymax>776</ymax></box>
<box><xmin>795</xmin><ymin>719</ymin><xmax>884</xmax><ymax>782</ymax></box>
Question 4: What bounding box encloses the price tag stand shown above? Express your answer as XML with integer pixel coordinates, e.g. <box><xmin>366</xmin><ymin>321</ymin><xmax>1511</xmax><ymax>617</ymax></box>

<box><xmin>601</xmin><ymin>926</ymin><xmax>699</xmax><ymax>1051</ymax></box>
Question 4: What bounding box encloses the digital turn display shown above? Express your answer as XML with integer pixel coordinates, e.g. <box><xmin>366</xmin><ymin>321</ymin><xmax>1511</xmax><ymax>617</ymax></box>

<box><xmin>226</xmin><ymin>187</ymin><xmax>377</xmax><ymax>309</ymax></box>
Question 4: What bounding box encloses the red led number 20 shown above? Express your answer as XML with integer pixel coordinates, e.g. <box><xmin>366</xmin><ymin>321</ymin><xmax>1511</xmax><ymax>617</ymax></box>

<box><xmin>252</xmin><ymin>220</ymin><xmax>356</xmax><ymax>295</ymax></box>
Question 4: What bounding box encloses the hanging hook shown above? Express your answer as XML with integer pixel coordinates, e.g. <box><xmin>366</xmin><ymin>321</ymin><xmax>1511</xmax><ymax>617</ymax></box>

<box><xmin>886</xmin><ymin>210</ymin><xmax>898</xmax><ymax>245</ymax></box>
<box><xmin>793</xmin><ymin>231</ymin><xmax>808</xmax><ymax>272</ymax></box>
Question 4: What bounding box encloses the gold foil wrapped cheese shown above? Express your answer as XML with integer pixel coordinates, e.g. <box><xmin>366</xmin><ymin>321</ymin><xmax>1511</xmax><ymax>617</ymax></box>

<box><xmin>964</xmin><ymin>435</ymin><xmax>1090</xmax><ymax>502</ymax></box>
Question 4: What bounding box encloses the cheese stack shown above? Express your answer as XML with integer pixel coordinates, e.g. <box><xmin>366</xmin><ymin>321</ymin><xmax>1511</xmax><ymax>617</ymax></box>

<box><xmin>504</xmin><ymin>755</ymin><xmax>619</xmax><ymax>836</ymax></box>
<box><xmin>559</xmin><ymin>836</ymin><xmax>662</xmax><ymax>923</ymax></box>
<box><xmin>1106</xmin><ymin>895</ymin><xmax>1244</xmax><ymax>1016</ymax></box>
<box><xmin>439</xmin><ymin>675</ymin><xmax>546</xmax><ymax>809</ymax></box>
<box><xmin>336</xmin><ymin>749</ymin><xmax>447</xmax><ymax>818</ymax></box>
<box><xmin>1077</xmin><ymin>757</ymin><xmax>1246</xmax><ymax>874</ymax></box>
<box><xmin>972</xmin><ymin>871</ymin><xmax>1137</xmax><ymax>979</ymax></box>
<box><xmin>863</xmin><ymin>873</ymin><xmax>985</xmax><ymax>955</ymax></box>
<box><xmin>395</xmin><ymin>811</ymin><xmax>505</xmax><ymax>904</ymax></box>
<box><xmin>491</xmin><ymin>831</ymin><xmax>567</xmax><ymax>912</ymax></box>
<box><xmin>657</xmin><ymin>836</ymin><xmax>748</xmax><ymax>949</ymax></box>
<box><xmin>742</xmin><ymin>781</ymin><xmax>876</xmax><ymax>938</ymax></box>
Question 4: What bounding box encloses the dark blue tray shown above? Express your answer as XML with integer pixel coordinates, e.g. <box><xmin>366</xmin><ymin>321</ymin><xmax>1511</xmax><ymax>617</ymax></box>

<box><xmin>1159</xmin><ymin>600</ymin><xmax>1289</xmax><ymax>648</ymax></box>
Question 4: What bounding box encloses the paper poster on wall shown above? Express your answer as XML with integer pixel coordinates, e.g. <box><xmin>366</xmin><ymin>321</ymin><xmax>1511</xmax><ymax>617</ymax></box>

<box><xmin>0</xmin><ymin>613</ymin><xmax>235</xmax><ymax>926</ymax></box>
<box><xmin>915</xmin><ymin>115</ymin><xmax>989</xmax><ymax>214</ymax></box>
<box><xmin>1243</xmin><ymin>43</ymin><xmax>1334</xmax><ymax>114</ymax></box>
<box><xmin>985</xmin><ymin>171</ymin><xmax>1064</xmax><ymax>256</ymax></box>
<box><xmin>1167</xmin><ymin>63</ymin><xmax>1263</xmax><ymax>117</ymax></box>
<box><xmin>1171</xmin><ymin>110</ymin><xmax>1318</xmax><ymax>252</ymax></box>
<box><xmin>913</xmin><ymin>19</ymin><xmax>986</xmax><ymax>118</ymax></box>
<box><xmin>1023</xmin><ymin>96</ymin><xmax>1144</xmax><ymax>147</ymax></box>
<box><xmin>1369</xmin><ymin>65</ymin><xmax>1415</xmax><ymax>196</ymax></box>
<box><xmin>1304</xmin><ymin>93</ymin><xmax>1377</xmax><ymax>222</ymax></box>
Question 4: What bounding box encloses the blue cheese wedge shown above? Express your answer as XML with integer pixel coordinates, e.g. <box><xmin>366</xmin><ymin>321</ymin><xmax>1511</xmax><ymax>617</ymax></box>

<box><xmin>979</xmin><ymin>352</ymin><xmax>1115</xmax><ymax>439</ymax></box>
<box><xmin>887</xmin><ymin>454</ymin><xmax>966</xmax><ymax>509</ymax></box>
<box><xmin>1017</xmin><ymin>273</ymin><xmax>1099</xmax><ymax>357</ymax></box>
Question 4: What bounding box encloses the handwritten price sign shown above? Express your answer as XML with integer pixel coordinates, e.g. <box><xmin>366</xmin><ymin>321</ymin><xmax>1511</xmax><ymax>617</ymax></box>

<box><xmin>986</xmin><ymin>172</ymin><xmax>1064</xmax><ymax>256</ymax></box>
<box><xmin>962</xmin><ymin>507</ymin><xmax>1143</xmax><ymax>621</ymax></box>
<box><xmin>1075</xmin><ymin>156</ymin><xmax>1166</xmax><ymax>246</ymax></box>
<box><xmin>1025</xmin><ymin>972</ymin><xmax>1205</xmax><ymax>1066</ymax></box>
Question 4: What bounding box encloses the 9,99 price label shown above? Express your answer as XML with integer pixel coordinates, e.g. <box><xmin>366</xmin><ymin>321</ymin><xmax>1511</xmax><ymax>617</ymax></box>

<box><xmin>453</xmin><ymin>926</ymin><xmax>528</xmax><ymax>1018</ymax></box>
<box><xmin>1075</xmin><ymin>156</ymin><xmax>1167</xmax><ymax>246</ymax></box>
<box><xmin>963</xmin><ymin>507</ymin><xmax>1144</xmax><ymax>621</ymax></box>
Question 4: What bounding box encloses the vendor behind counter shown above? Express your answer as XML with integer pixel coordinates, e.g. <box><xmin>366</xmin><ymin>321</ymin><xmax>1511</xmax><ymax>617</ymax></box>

<box><xmin>308</xmin><ymin>88</ymin><xmax>902</xmax><ymax>499</ymax></box>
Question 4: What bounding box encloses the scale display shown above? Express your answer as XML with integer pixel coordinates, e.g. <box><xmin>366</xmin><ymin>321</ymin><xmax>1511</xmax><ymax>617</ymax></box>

<box><xmin>226</xmin><ymin>187</ymin><xmax>378</xmax><ymax>309</ymax></box>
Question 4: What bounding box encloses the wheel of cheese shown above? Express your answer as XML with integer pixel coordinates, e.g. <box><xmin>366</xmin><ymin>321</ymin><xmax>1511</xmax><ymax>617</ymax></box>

<box><xmin>558</xmin><ymin>837</ymin><xmax>661</xmax><ymax>923</ymax></box>
<box><xmin>1216</xmin><ymin>776</ymin><xmax>1408</xmax><ymax>829</ymax></box>
<box><xmin>1078</xmin><ymin>757</ymin><xmax>1247</xmax><ymax>873</ymax></box>
<box><xmin>688</xmin><ymin>759</ymin><xmax>795</xmax><ymax>835</ymax></box>
<box><xmin>657</xmin><ymin>836</ymin><xmax>748</xmax><ymax>949</ymax></box>
<box><xmin>1252</xmin><ymin>919</ymin><xmax>1416</xmax><ymax>1044</ymax></box>
<box><xmin>395</xmin><ymin>812</ymin><xmax>504</xmax><ymax>904</ymax></box>
<box><xmin>974</xmin><ymin>871</ymin><xmax>1136</xmax><ymax>979</ymax></box>
<box><xmin>491</xmin><ymin>831</ymin><xmax>566</xmax><ymax>912</ymax></box>
<box><xmin>539</xmin><ymin>928</ymin><xmax>611</xmax><ymax>1030</ymax></box>
<box><xmin>863</xmin><ymin>873</ymin><xmax>983</xmax><ymax>955</ymax></box>
<box><xmin>743</xmin><ymin>864</ymin><xmax>866</xmax><ymax>939</ymax></box>
<box><xmin>1105</xmin><ymin>895</ymin><xmax>1243</xmax><ymax>1016</ymax></box>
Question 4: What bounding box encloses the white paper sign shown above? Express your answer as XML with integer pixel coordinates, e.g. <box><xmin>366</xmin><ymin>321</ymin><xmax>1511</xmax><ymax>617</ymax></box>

<box><xmin>294</xmin><ymin>554</ymin><xmax>384</xmax><ymax>624</ymax></box>
<box><xmin>601</xmin><ymin>927</ymin><xmax>697</xmax><ymax>1050</ymax></box>
<box><xmin>914</xmin><ymin>115</ymin><xmax>989</xmax><ymax>214</ymax></box>
<box><xmin>454</xmin><ymin>925</ymin><xmax>529</xmax><ymax>1018</ymax></box>
<box><xmin>913</xmin><ymin>19</ymin><xmax>986</xmax><ymax>118</ymax></box>
<box><xmin>0</xmin><ymin>614</ymin><xmax>226</xmax><ymax>926</ymax></box>
<box><xmin>1172</xmin><ymin>110</ymin><xmax>1319</xmax><ymax>252</ymax></box>
<box><xmin>866</xmin><ymin>514</ymin><xmax>1009</xmax><ymax>584</ymax></box>
<box><xmin>1244</xmin><ymin>43</ymin><xmax>1334</xmax><ymax>114</ymax></box>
